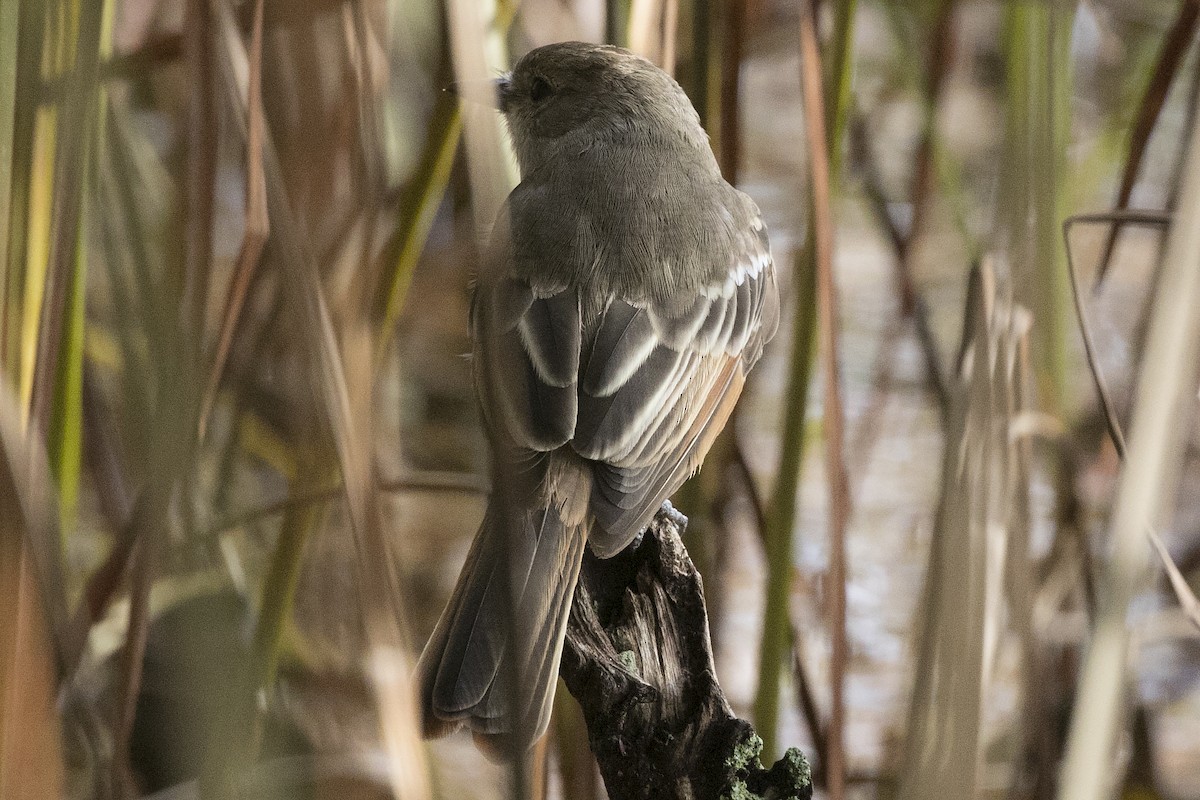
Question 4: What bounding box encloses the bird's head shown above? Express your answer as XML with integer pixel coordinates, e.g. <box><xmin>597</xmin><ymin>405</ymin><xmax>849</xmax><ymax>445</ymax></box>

<box><xmin>494</xmin><ymin>42</ymin><xmax>708</xmax><ymax>174</ymax></box>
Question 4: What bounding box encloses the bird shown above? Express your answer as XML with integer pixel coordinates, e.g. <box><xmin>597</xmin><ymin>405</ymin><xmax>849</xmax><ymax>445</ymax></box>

<box><xmin>417</xmin><ymin>40</ymin><xmax>779</xmax><ymax>756</ymax></box>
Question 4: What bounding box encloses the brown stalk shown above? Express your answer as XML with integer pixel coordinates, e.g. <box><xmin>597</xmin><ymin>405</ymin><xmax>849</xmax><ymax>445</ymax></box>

<box><xmin>892</xmin><ymin>0</ymin><xmax>955</xmax><ymax>406</ymax></box>
<box><xmin>0</xmin><ymin>431</ymin><xmax>65</xmax><ymax>799</ymax></box>
<box><xmin>1094</xmin><ymin>0</ymin><xmax>1200</xmax><ymax>288</ymax></box>
<box><xmin>718</xmin><ymin>0</ymin><xmax>746</xmax><ymax>184</ymax></box>
<box><xmin>198</xmin><ymin>0</ymin><xmax>269</xmax><ymax>439</ymax></box>
<box><xmin>111</xmin><ymin>523</ymin><xmax>155</xmax><ymax>797</ymax></box>
<box><xmin>898</xmin><ymin>0</ymin><xmax>956</xmax><ymax>306</ymax></box>
<box><xmin>181</xmin><ymin>0</ymin><xmax>218</xmax><ymax>344</ymax></box>
<box><xmin>799</xmin><ymin>4</ymin><xmax>849</xmax><ymax>798</ymax></box>
<box><xmin>343</xmin><ymin>1</ymin><xmax>386</xmax><ymax>318</ymax></box>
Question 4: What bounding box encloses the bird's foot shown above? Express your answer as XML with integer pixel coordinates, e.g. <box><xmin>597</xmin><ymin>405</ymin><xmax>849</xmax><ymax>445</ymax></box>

<box><xmin>659</xmin><ymin>499</ymin><xmax>689</xmax><ymax>530</ymax></box>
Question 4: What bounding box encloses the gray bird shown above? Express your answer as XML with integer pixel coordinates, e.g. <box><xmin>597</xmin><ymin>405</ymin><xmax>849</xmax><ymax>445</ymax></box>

<box><xmin>417</xmin><ymin>41</ymin><xmax>779</xmax><ymax>755</ymax></box>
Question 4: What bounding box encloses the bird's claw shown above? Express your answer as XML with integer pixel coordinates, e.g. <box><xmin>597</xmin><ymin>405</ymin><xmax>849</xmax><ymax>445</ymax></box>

<box><xmin>659</xmin><ymin>499</ymin><xmax>688</xmax><ymax>530</ymax></box>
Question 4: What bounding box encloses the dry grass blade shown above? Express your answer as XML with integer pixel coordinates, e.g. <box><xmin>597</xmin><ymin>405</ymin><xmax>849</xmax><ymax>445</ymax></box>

<box><xmin>446</xmin><ymin>0</ymin><xmax>516</xmax><ymax>237</ymax></box>
<box><xmin>798</xmin><ymin>3</ymin><xmax>849</xmax><ymax>796</ymax></box>
<box><xmin>629</xmin><ymin>0</ymin><xmax>666</xmax><ymax>66</ymax></box>
<box><xmin>375</xmin><ymin>88</ymin><xmax>462</xmax><ymax>355</ymax></box>
<box><xmin>369</xmin><ymin>647</ymin><xmax>433</xmax><ymax>800</ymax></box>
<box><xmin>212</xmin><ymin>0</ymin><xmax>374</xmax><ymax>581</ymax></box>
<box><xmin>212</xmin><ymin>4</ymin><xmax>429</xmax><ymax>794</ymax></box>
<box><xmin>199</xmin><ymin>0</ymin><xmax>269</xmax><ymax>438</ymax></box>
<box><xmin>113</xmin><ymin>519</ymin><xmax>157</xmax><ymax>797</ymax></box>
<box><xmin>661</xmin><ymin>0</ymin><xmax>678</xmax><ymax>75</ymax></box>
<box><xmin>0</xmin><ymin>377</ymin><xmax>68</xmax><ymax>671</ymax></box>
<box><xmin>898</xmin><ymin>263</ymin><xmax>1031</xmax><ymax>800</ymax></box>
<box><xmin>1094</xmin><ymin>0</ymin><xmax>1199</xmax><ymax>288</ymax></box>
<box><xmin>1057</xmin><ymin>70</ymin><xmax>1200</xmax><ymax>800</ymax></box>
<box><xmin>0</xmin><ymin>378</ymin><xmax>66</xmax><ymax>798</ymax></box>
<box><xmin>1148</xmin><ymin>529</ymin><xmax>1200</xmax><ymax>632</ymax></box>
<box><xmin>553</xmin><ymin>686</ymin><xmax>600</xmax><ymax>800</ymax></box>
<box><xmin>0</xmin><ymin>0</ymin><xmax>42</xmax><ymax>377</ymax></box>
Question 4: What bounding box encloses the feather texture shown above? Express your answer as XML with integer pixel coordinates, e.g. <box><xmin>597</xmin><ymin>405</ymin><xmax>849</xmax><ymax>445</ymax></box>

<box><xmin>418</xmin><ymin>41</ymin><xmax>779</xmax><ymax>754</ymax></box>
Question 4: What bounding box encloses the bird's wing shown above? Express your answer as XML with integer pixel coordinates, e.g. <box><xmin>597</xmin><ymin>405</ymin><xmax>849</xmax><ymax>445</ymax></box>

<box><xmin>472</xmin><ymin>275</ymin><xmax>582</xmax><ymax>454</ymax></box>
<box><xmin>575</xmin><ymin>219</ymin><xmax>777</xmax><ymax>556</ymax></box>
<box><xmin>473</xmin><ymin>201</ymin><xmax>777</xmax><ymax>557</ymax></box>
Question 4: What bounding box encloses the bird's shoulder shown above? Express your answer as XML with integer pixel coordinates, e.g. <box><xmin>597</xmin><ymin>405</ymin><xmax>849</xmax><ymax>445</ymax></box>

<box><xmin>487</xmin><ymin>150</ymin><xmax>771</xmax><ymax>312</ymax></box>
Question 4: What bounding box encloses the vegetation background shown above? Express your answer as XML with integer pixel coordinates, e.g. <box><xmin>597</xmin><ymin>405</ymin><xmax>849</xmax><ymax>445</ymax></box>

<box><xmin>1</xmin><ymin>0</ymin><xmax>1199</xmax><ymax>799</ymax></box>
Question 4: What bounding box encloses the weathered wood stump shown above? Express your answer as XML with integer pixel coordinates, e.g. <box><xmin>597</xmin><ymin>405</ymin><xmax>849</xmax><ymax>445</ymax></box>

<box><xmin>561</xmin><ymin>506</ymin><xmax>812</xmax><ymax>800</ymax></box>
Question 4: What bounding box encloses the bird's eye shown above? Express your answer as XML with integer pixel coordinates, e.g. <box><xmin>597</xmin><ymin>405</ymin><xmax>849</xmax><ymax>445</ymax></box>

<box><xmin>529</xmin><ymin>77</ymin><xmax>553</xmax><ymax>103</ymax></box>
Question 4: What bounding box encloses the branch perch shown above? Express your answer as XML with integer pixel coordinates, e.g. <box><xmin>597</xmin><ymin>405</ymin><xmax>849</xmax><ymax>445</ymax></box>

<box><xmin>561</xmin><ymin>506</ymin><xmax>813</xmax><ymax>800</ymax></box>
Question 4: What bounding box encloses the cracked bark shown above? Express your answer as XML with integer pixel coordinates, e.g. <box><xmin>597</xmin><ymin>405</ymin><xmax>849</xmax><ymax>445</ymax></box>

<box><xmin>561</xmin><ymin>507</ymin><xmax>813</xmax><ymax>800</ymax></box>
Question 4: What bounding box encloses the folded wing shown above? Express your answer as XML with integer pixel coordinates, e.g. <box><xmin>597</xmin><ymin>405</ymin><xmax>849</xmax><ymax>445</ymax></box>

<box><xmin>474</xmin><ymin>214</ymin><xmax>778</xmax><ymax>557</ymax></box>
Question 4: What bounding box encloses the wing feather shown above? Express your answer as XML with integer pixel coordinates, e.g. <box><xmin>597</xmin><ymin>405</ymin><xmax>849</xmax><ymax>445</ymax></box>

<box><xmin>579</xmin><ymin>220</ymin><xmax>777</xmax><ymax>554</ymax></box>
<box><xmin>474</xmin><ymin>193</ymin><xmax>777</xmax><ymax>559</ymax></box>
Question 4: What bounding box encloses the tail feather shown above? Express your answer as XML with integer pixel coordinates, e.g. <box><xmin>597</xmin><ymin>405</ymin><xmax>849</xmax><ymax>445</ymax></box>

<box><xmin>417</xmin><ymin>503</ymin><xmax>586</xmax><ymax>754</ymax></box>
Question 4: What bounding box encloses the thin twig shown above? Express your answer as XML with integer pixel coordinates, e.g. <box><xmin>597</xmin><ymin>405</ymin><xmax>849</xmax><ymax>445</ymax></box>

<box><xmin>1094</xmin><ymin>0</ymin><xmax>1200</xmax><ymax>287</ymax></box>
<box><xmin>1060</xmin><ymin>209</ymin><xmax>1172</xmax><ymax>461</ymax></box>
<box><xmin>846</xmin><ymin>313</ymin><xmax>903</xmax><ymax>484</ymax></box>
<box><xmin>112</xmin><ymin>499</ymin><xmax>163</xmax><ymax>797</ymax></box>
<box><xmin>799</xmin><ymin>4</ymin><xmax>849</xmax><ymax>797</ymax></box>
<box><xmin>1149</xmin><ymin>529</ymin><xmax>1200</xmax><ymax>633</ymax></box>
<box><xmin>849</xmin><ymin>115</ymin><xmax>949</xmax><ymax>415</ymax></box>
<box><xmin>199</xmin><ymin>0</ymin><xmax>269</xmax><ymax>438</ymax></box>
<box><xmin>206</xmin><ymin>471</ymin><xmax>489</xmax><ymax>536</ymax></box>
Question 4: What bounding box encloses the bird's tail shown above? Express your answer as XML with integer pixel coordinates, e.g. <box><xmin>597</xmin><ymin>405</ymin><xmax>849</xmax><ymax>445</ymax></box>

<box><xmin>416</xmin><ymin>501</ymin><xmax>586</xmax><ymax>755</ymax></box>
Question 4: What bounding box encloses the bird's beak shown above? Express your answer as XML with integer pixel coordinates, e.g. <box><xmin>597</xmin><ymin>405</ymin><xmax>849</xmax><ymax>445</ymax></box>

<box><xmin>495</xmin><ymin>74</ymin><xmax>512</xmax><ymax>113</ymax></box>
<box><xmin>446</xmin><ymin>74</ymin><xmax>512</xmax><ymax>113</ymax></box>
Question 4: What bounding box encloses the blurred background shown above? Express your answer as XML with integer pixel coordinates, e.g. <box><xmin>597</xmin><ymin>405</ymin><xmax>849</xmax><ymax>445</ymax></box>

<box><xmin>2</xmin><ymin>0</ymin><xmax>1200</xmax><ymax>798</ymax></box>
